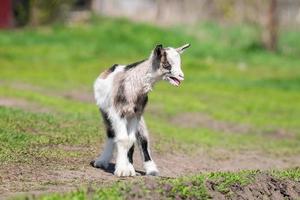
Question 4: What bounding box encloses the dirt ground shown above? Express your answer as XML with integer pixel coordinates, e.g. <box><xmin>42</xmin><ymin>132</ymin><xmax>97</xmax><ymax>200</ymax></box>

<box><xmin>170</xmin><ymin>112</ymin><xmax>295</xmax><ymax>139</ymax></box>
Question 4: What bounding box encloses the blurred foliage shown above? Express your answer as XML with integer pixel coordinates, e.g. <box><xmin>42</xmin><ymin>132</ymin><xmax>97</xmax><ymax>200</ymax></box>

<box><xmin>29</xmin><ymin>0</ymin><xmax>74</xmax><ymax>25</ymax></box>
<box><xmin>13</xmin><ymin>0</ymin><xmax>30</xmax><ymax>26</ymax></box>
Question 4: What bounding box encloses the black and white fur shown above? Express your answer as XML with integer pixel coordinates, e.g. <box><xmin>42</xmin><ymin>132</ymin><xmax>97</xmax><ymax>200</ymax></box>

<box><xmin>91</xmin><ymin>44</ymin><xmax>190</xmax><ymax>176</ymax></box>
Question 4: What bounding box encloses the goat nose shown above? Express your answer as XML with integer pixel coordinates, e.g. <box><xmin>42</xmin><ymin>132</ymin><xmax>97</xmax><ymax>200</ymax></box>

<box><xmin>179</xmin><ymin>73</ymin><xmax>184</xmax><ymax>80</ymax></box>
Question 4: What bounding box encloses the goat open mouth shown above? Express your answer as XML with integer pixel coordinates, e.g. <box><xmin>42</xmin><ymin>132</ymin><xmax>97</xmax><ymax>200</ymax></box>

<box><xmin>167</xmin><ymin>76</ymin><xmax>181</xmax><ymax>87</ymax></box>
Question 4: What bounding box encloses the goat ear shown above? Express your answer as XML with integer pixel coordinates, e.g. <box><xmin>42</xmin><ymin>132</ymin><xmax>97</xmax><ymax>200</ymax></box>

<box><xmin>154</xmin><ymin>44</ymin><xmax>163</xmax><ymax>58</ymax></box>
<box><xmin>176</xmin><ymin>43</ymin><xmax>190</xmax><ymax>54</ymax></box>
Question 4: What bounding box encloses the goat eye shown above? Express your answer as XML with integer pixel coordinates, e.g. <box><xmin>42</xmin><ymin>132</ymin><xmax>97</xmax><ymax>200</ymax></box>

<box><xmin>163</xmin><ymin>63</ymin><xmax>171</xmax><ymax>70</ymax></box>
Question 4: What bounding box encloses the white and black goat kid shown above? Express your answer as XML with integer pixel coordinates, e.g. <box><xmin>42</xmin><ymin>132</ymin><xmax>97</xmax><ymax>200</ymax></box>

<box><xmin>91</xmin><ymin>44</ymin><xmax>190</xmax><ymax>176</ymax></box>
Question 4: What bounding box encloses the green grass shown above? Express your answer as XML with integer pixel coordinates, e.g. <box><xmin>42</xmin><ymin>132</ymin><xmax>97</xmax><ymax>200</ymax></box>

<box><xmin>0</xmin><ymin>107</ymin><xmax>102</xmax><ymax>164</ymax></box>
<box><xmin>271</xmin><ymin>167</ymin><xmax>300</xmax><ymax>181</ymax></box>
<box><xmin>207</xmin><ymin>170</ymin><xmax>257</xmax><ymax>193</ymax></box>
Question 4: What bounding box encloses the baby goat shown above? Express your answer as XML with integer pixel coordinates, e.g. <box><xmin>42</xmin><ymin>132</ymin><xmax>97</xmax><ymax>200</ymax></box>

<box><xmin>91</xmin><ymin>44</ymin><xmax>190</xmax><ymax>176</ymax></box>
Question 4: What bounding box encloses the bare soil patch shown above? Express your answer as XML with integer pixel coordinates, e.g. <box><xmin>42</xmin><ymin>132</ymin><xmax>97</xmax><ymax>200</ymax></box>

<box><xmin>170</xmin><ymin>112</ymin><xmax>295</xmax><ymax>139</ymax></box>
<box><xmin>0</xmin><ymin>98</ymin><xmax>31</xmax><ymax>108</ymax></box>
<box><xmin>62</xmin><ymin>90</ymin><xmax>94</xmax><ymax>103</ymax></box>
<box><xmin>170</xmin><ymin>112</ymin><xmax>251</xmax><ymax>133</ymax></box>
<box><xmin>0</xmin><ymin>97</ymin><xmax>50</xmax><ymax>113</ymax></box>
<box><xmin>4</xmin><ymin>81</ymin><xmax>93</xmax><ymax>104</ymax></box>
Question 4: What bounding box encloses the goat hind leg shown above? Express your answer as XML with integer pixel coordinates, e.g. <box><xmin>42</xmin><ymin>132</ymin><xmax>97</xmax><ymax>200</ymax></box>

<box><xmin>91</xmin><ymin>109</ymin><xmax>115</xmax><ymax>169</ymax></box>
<box><xmin>127</xmin><ymin>144</ymin><xmax>134</xmax><ymax>164</ymax></box>
<box><xmin>137</xmin><ymin>117</ymin><xmax>159</xmax><ymax>176</ymax></box>
<box><xmin>92</xmin><ymin>138</ymin><xmax>114</xmax><ymax>169</ymax></box>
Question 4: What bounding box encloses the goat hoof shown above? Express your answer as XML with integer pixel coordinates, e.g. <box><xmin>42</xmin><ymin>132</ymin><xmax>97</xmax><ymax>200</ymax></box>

<box><xmin>146</xmin><ymin>170</ymin><xmax>159</xmax><ymax>176</ymax></box>
<box><xmin>92</xmin><ymin>159</ymin><xmax>110</xmax><ymax>169</ymax></box>
<box><xmin>144</xmin><ymin>161</ymin><xmax>159</xmax><ymax>176</ymax></box>
<box><xmin>90</xmin><ymin>160</ymin><xmax>96</xmax><ymax>167</ymax></box>
<box><xmin>114</xmin><ymin>163</ymin><xmax>136</xmax><ymax>177</ymax></box>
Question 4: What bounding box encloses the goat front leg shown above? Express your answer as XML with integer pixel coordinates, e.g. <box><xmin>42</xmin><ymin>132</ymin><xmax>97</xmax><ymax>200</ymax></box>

<box><xmin>137</xmin><ymin>117</ymin><xmax>159</xmax><ymax>176</ymax></box>
<box><xmin>125</xmin><ymin>114</ymin><xmax>138</xmax><ymax>165</ymax></box>
<box><xmin>112</xmin><ymin>113</ymin><xmax>136</xmax><ymax>177</ymax></box>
